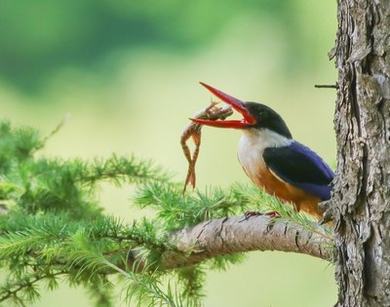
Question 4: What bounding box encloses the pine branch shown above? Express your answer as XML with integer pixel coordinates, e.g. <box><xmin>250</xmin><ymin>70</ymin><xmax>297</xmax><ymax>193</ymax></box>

<box><xmin>0</xmin><ymin>270</ymin><xmax>66</xmax><ymax>303</ymax></box>
<box><xmin>0</xmin><ymin>119</ymin><xmax>336</xmax><ymax>306</ymax></box>
<box><xmin>127</xmin><ymin>214</ymin><xmax>334</xmax><ymax>271</ymax></box>
<box><xmin>76</xmin><ymin>155</ymin><xmax>169</xmax><ymax>186</ymax></box>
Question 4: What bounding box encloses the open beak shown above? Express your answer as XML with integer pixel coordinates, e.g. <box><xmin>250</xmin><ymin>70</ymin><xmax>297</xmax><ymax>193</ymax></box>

<box><xmin>190</xmin><ymin>82</ymin><xmax>257</xmax><ymax>129</ymax></box>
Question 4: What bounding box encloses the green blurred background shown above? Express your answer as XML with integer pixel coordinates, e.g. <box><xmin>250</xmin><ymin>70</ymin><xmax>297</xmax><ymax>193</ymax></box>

<box><xmin>0</xmin><ymin>0</ymin><xmax>337</xmax><ymax>306</ymax></box>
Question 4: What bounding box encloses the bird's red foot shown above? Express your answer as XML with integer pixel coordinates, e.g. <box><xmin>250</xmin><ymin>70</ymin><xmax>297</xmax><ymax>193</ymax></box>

<box><xmin>264</xmin><ymin>211</ymin><xmax>281</xmax><ymax>218</ymax></box>
<box><xmin>243</xmin><ymin>210</ymin><xmax>281</xmax><ymax>220</ymax></box>
<box><xmin>244</xmin><ymin>211</ymin><xmax>262</xmax><ymax>219</ymax></box>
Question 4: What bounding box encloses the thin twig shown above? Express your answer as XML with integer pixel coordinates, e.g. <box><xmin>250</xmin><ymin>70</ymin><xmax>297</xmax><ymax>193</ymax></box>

<box><xmin>314</xmin><ymin>84</ymin><xmax>338</xmax><ymax>89</ymax></box>
<box><xmin>0</xmin><ymin>271</ymin><xmax>67</xmax><ymax>303</ymax></box>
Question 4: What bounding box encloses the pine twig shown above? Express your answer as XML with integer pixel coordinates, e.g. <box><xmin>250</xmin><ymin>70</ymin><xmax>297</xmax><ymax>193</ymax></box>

<box><xmin>0</xmin><ymin>271</ymin><xmax>67</xmax><ymax>303</ymax></box>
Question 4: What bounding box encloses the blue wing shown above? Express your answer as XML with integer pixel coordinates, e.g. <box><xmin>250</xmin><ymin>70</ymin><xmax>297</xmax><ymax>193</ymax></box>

<box><xmin>263</xmin><ymin>141</ymin><xmax>334</xmax><ymax>200</ymax></box>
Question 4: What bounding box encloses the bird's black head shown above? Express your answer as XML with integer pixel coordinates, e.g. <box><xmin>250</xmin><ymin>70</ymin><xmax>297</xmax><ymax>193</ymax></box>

<box><xmin>243</xmin><ymin>102</ymin><xmax>292</xmax><ymax>139</ymax></box>
<box><xmin>191</xmin><ymin>82</ymin><xmax>292</xmax><ymax>139</ymax></box>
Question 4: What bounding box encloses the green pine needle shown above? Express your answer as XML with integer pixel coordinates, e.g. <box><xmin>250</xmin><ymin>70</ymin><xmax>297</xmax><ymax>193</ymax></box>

<box><xmin>0</xmin><ymin>119</ymin><xmax>333</xmax><ymax>306</ymax></box>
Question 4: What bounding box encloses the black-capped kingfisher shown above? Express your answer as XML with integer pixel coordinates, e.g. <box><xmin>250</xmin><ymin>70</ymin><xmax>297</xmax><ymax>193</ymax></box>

<box><xmin>191</xmin><ymin>82</ymin><xmax>334</xmax><ymax>219</ymax></box>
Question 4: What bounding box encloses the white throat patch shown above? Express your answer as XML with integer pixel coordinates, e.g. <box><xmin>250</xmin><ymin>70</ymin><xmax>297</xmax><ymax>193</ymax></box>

<box><xmin>239</xmin><ymin>128</ymin><xmax>291</xmax><ymax>152</ymax></box>
<box><xmin>237</xmin><ymin>128</ymin><xmax>292</xmax><ymax>180</ymax></box>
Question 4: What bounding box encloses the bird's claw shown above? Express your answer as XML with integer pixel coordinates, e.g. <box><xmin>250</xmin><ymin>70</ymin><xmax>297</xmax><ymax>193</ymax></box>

<box><xmin>244</xmin><ymin>210</ymin><xmax>281</xmax><ymax>220</ymax></box>
<box><xmin>244</xmin><ymin>211</ymin><xmax>262</xmax><ymax>219</ymax></box>
<box><xmin>318</xmin><ymin>200</ymin><xmax>334</xmax><ymax>225</ymax></box>
<box><xmin>264</xmin><ymin>211</ymin><xmax>281</xmax><ymax>218</ymax></box>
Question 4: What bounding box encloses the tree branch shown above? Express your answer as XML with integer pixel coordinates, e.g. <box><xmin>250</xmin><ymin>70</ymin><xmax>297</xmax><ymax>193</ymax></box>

<box><xmin>128</xmin><ymin>215</ymin><xmax>334</xmax><ymax>270</ymax></box>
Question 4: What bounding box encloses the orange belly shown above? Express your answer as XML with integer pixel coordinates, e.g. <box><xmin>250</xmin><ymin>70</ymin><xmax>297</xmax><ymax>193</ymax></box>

<box><xmin>244</xmin><ymin>165</ymin><xmax>323</xmax><ymax>219</ymax></box>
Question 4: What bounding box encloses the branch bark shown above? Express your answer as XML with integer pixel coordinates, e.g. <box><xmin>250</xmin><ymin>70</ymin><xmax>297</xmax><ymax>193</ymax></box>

<box><xmin>128</xmin><ymin>215</ymin><xmax>334</xmax><ymax>270</ymax></box>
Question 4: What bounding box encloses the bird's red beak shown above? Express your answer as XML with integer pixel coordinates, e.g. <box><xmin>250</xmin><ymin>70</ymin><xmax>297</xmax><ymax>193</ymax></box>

<box><xmin>190</xmin><ymin>82</ymin><xmax>257</xmax><ymax>129</ymax></box>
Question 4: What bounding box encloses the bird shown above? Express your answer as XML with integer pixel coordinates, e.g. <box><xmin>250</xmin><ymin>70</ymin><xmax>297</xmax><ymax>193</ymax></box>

<box><xmin>191</xmin><ymin>82</ymin><xmax>334</xmax><ymax>219</ymax></box>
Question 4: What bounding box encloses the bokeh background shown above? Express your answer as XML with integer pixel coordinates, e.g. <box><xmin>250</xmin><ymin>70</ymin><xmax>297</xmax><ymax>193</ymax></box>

<box><xmin>0</xmin><ymin>0</ymin><xmax>337</xmax><ymax>306</ymax></box>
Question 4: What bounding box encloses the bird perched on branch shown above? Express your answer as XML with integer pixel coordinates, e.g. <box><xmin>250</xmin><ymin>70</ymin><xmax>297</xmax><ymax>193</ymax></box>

<box><xmin>191</xmin><ymin>82</ymin><xmax>334</xmax><ymax>219</ymax></box>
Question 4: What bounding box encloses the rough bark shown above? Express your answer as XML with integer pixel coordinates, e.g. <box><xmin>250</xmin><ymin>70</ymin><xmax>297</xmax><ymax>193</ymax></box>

<box><xmin>128</xmin><ymin>215</ymin><xmax>333</xmax><ymax>270</ymax></box>
<box><xmin>331</xmin><ymin>0</ymin><xmax>390</xmax><ymax>306</ymax></box>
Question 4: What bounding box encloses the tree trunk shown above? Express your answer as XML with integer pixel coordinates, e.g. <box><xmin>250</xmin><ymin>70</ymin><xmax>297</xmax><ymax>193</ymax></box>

<box><xmin>332</xmin><ymin>0</ymin><xmax>390</xmax><ymax>306</ymax></box>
